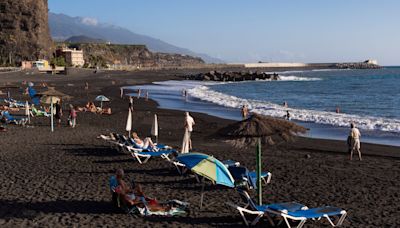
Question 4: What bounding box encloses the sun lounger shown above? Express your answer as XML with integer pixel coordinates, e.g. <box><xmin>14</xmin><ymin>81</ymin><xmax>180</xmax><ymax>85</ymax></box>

<box><xmin>1</xmin><ymin>111</ymin><xmax>28</xmax><ymax>125</ymax></box>
<box><xmin>106</xmin><ymin>133</ymin><xmax>129</xmax><ymax>151</ymax></box>
<box><xmin>228</xmin><ymin>189</ymin><xmax>347</xmax><ymax>227</ymax></box>
<box><xmin>4</xmin><ymin>98</ymin><xmax>25</xmax><ymax>108</ymax></box>
<box><xmin>124</xmin><ymin>137</ymin><xmax>171</xmax><ymax>152</ymax></box>
<box><xmin>129</xmin><ymin>149</ymin><xmax>176</xmax><ymax>164</ymax></box>
<box><xmin>109</xmin><ymin>175</ymin><xmax>189</xmax><ymax>216</ymax></box>
<box><xmin>30</xmin><ymin>106</ymin><xmax>50</xmax><ymax>117</ymax></box>
<box><xmin>222</xmin><ymin>159</ymin><xmax>241</xmax><ymax>167</ymax></box>
<box><xmin>228</xmin><ymin>165</ymin><xmax>271</xmax><ymax>189</ymax></box>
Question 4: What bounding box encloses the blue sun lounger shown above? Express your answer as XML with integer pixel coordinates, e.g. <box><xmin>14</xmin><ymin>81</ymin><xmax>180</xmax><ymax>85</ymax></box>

<box><xmin>129</xmin><ymin>149</ymin><xmax>176</xmax><ymax>164</ymax></box>
<box><xmin>228</xmin><ymin>189</ymin><xmax>347</xmax><ymax>227</ymax></box>
<box><xmin>125</xmin><ymin>138</ymin><xmax>171</xmax><ymax>152</ymax></box>
<box><xmin>1</xmin><ymin>111</ymin><xmax>28</xmax><ymax>125</ymax></box>
<box><xmin>227</xmin><ymin>165</ymin><xmax>271</xmax><ymax>189</ymax></box>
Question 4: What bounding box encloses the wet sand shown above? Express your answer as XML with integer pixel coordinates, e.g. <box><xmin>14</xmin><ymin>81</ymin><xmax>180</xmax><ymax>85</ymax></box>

<box><xmin>0</xmin><ymin>69</ymin><xmax>399</xmax><ymax>227</ymax></box>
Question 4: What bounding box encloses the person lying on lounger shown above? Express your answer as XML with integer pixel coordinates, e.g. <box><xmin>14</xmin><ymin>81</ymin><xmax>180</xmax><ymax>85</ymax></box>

<box><xmin>31</xmin><ymin>105</ymin><xmax>50</xmax><ymax>117</ymax></box>
<box><xmin>87</xmin><ymin>102</ymin><xmax>97</xmax><ymax>113</ymax></box>
<box><xmin>99</xmin><ymin>107</ymin><xmax>112</xmax><ymax>115</ymax></box>
<box><xmin>132</xmin><ymin>132</ymin><xmax>158</xmax><ymax>151</ymax></box>
<box><xmin>115</xmin><ymin>169</ymin><xmax>171</xmax><ymax>212</ymax></box>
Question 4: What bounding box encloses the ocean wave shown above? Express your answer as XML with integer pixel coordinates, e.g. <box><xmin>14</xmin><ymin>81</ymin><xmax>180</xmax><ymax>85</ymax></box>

<box><xmin>279</xmin><ymin>75</ymin><xmax>322</xmax><ymax>81</ymax></box>
<box><xmin>188</xmin><ymin>85</ymin><xmax>400</xmax><ymax>133</ymax></box>
<box><xmin>123</xmin><ymin>80</ymin><xmax>218</xmax><ymax>92</ymax></box>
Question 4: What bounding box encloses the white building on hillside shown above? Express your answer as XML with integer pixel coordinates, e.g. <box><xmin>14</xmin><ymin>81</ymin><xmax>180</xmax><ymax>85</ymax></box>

<box><xmin>61</xmin><ymin>48</ymin><xmax>85</xmax><ymax>67</ymax></box>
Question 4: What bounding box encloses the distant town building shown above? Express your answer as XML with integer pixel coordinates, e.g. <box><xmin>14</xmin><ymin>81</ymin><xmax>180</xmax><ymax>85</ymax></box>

<box><xmin>57</xmin><ymin>48</ymin><xmax>85</xmax><ymax>67</ymax></box>
<box><xmin>33</xmin><ymin>59</ymin><xmax>49</xmax><ymax>69</ymax></box>
<box><xmin>21</xmin><ymin>61</ymin><xmax>33</xmax><ymax>70</ymax></box>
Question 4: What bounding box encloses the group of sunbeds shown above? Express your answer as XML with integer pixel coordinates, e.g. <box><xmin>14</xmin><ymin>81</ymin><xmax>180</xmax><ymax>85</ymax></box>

<box><xmin>0</xmin><ymin>97</ymin><xmax>52</xmax><ymax>128</ymax></box>
<box><xmin>225</xmin><ymin>167</ymin><xmax>347</xmax><ymax>227</ymax></box>
<box><xmin>100</xmin><ymin>132</ymin><xmax>347</xmax><ymax>226</ymax></box>
<box><xmin>99</xmin><ymin>132</ymin><xmax>176</xmax><ymax>164</ymax></box>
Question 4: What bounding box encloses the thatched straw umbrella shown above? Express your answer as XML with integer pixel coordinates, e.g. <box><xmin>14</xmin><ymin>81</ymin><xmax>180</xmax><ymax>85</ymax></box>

<box><xmin>217</xmin><ymin>113</ymin><xmax>307</xmax><ymax>205</ymax></box>
<box><xmin>39</xmin><ymin>88</ymin><xmax>72</xmax><ymax>132</ymax></box>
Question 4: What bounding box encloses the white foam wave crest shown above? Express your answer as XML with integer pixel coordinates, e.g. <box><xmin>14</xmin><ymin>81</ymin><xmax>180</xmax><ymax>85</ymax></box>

<box><xmin>123</xmin><ymin>80</ymin><xmax>219</xmax><ymax>92</ymax></box>
<box><xmin>278</xmin><ymin>75</ymin><xmax>322</xmax><ymax>81</ymax></box>
<box><xmin>188</xmin><ymin>85</ymin><xmax>400</xmax><ymax>133</ymax></box>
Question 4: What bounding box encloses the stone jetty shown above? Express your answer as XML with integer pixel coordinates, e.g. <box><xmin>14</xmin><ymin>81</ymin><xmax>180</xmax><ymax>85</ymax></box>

<box><xmin>185</xmin><ymin>71</ymin><xmax>280</xmax><ymax>82</ymax></box>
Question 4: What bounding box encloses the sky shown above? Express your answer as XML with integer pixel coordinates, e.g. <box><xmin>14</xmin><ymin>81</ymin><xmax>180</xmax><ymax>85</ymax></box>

<box><xmin>49</xmin><ymin>0</ymin><xmax>400</xmax><ymax>65</ymax></box>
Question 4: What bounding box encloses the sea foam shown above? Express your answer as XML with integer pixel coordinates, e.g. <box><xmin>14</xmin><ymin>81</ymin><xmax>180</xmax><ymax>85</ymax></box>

<box><xmin>188</xmin><ymin>85</ymin><xmax>400</xmax><ymax>133</ymax></box>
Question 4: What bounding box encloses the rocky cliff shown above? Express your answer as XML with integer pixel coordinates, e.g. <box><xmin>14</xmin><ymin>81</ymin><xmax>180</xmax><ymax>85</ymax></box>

<box><xmin>0</xmin><ymin>0</ymin><xmax>52</xmax><ymax>66</ymax></box>
<box><xmin>65</xmin><ymin>43</ymin><xmax>205</xmax><ymax>68</ymax></box>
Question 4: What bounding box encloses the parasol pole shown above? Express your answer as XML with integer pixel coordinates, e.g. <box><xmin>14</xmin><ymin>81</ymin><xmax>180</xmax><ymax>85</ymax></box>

<box><xmin>25</xmin><ymin>101</ymin><xmax>30</xmax><ymax>124</ymax></box>
<box><xmin>101</xmin><ymin>101</ymin><xmax>103</xmax><ymax>109</ymax></box>
<box><xmin>200</xmin><ymin>177</ymin><xmax>205</xmax><ymax>209</ymax></box>
<box><xmin>50</xmin><ymin>96</ymin><xmax>54</xmax><ymax>132</ymax></box>
<box><xmin>256</xmin><ymin>137</ymin><xmax>262</xmax><ymax>205</ymax></box>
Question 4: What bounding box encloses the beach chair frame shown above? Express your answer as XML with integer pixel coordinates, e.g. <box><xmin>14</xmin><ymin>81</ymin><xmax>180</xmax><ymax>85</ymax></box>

<box><xmin>237</xmin><ymin>189</ymin><xmax>346</xmax><ymax>228</ymax></box>
<box><xmin>226</xmin><ymin>201</ymin><xmax>266</xmax><ymax>226</ymax></box>
<box><xmin>126</xmin><ymin>147</ymin><xmax>174</xmax><ymax>164</ymax></box>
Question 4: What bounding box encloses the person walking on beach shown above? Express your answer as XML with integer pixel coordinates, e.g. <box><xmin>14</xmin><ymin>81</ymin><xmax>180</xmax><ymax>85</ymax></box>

<box><xmin>286</xmin><ymin>110</ymin><xmax>291</xmax><ymax>120</ymax></box>
<box><xmin>182</xmin><ymin>112</ymin><xmax>195</xmax><ymax>152</ymax></box>
<box><xmin>336</xmin><ymin>106</ymin><xmax>340</xmax><ymax>113</ymax></box>
<box><xmin>69</xmin><ymin>104</ymin><xmax>77</xmax><ymax>128</ymax></box>
<box><xmin>283</xmin><ymin>101</ymin><xmax>288</xmax><ymax>108</ymax></box>
<box><xmin>241</xmin><ymin>104</ymin><xmax>249</xmax><ymax>119</ymax></box>
<box><xmin>349</xmin><ymin>123</ymin><xmax>362</xmax><ymax>161</ymax></box>
<box><xmin>55</xmin><ymin>101</ymin><xmax>62</xmax><ymax>126</ymax></box>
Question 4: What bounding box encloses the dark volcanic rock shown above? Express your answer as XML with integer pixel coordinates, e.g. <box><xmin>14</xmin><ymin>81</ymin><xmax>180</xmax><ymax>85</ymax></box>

<box><xmin>185</xmin><ymin>71</ymin><xmax>281</xmax><ymax>82</ymax></box>
<box><xmin>0</xmin><ymin>0</ymin><xmax>52</xmax><ymax>65</ymax></box>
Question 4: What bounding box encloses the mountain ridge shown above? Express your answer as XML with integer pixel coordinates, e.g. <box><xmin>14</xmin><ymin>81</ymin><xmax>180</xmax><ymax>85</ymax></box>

<box><xmin>49</xmin><ymin>13</ymin><xmax>223</xmax><ymax>63</ymax></box>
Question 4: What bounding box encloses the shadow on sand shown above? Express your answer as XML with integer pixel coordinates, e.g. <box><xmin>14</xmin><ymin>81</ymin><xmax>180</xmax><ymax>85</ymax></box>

<box><xmin>0</xmin><ymin>199</ymin><xmax>244</xmax><ymax>227</ymax></box>
<box><xmin>0</xmin><ymin>199</ymin><xmax>117</xmax><ymax>219</ymax></box>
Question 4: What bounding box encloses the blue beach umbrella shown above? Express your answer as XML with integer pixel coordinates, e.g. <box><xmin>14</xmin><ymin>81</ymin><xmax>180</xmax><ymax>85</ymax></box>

<box><xmin>176</xmin><ymin>152</ymin><xmax>235</xmax><ymax>208</ymax></box>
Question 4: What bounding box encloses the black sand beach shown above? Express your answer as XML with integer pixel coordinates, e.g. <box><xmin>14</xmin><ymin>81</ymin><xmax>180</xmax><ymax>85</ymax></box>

<box><xmin>0</xmin><ymin>70</ymin><xmax>399</xmax><ymax>227</ymax></box>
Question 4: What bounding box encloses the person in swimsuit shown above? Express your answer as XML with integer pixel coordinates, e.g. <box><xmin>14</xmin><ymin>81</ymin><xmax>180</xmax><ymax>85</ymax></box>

<box><xmin>132</xmin><ymin>132</ymin><xmax>157</xmax><ymax>150</ymax></box>
<box><xmin>115</xmin><ymin>169</ymin><xmax>170</xmax><ymax>211</ymax></box>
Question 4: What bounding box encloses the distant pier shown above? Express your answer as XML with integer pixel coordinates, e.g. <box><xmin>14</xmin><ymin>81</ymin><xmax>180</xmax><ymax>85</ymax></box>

<box><xmin>236</xmin><ymin>59</ymin><xmax>382</xmax><ymax>69</ymax></box>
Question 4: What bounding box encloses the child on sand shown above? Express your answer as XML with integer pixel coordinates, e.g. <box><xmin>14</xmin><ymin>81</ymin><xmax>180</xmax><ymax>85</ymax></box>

<box><xmin>69</xmin><ymin>104</ymin><xmax>77</xmax><ymax>128</ymax></box>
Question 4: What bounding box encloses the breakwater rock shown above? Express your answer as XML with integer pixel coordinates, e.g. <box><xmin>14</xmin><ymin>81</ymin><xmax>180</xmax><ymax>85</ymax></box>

<box><xmin>185</xmin><ymin>71</ymin><xmax>280</xmax><ymax>81</ymax></box>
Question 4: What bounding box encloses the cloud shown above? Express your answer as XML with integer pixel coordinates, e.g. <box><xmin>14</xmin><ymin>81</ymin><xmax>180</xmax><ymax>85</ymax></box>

<box><xmin>81</xmin><ymin>17</ymin><xmax>98</xmax><ymax>26</ymax></box>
